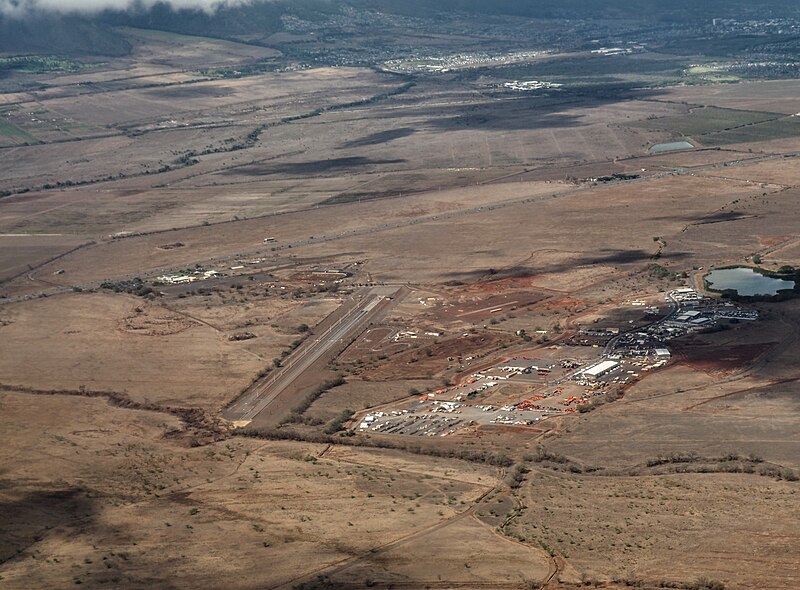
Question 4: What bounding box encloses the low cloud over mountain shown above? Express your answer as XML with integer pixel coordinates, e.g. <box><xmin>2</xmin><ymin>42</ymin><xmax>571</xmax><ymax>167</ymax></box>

<box><xmin>0</xmin><ymin>0</ymin><xmax>253</xmax><ymax>17</ymax></box>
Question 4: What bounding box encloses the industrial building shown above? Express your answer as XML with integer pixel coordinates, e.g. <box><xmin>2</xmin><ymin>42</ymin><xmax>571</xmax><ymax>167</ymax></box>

<box><xmin>579</xmin><ymin>360</ymin><xmax>619</xmax><ymax>381</ymax></box>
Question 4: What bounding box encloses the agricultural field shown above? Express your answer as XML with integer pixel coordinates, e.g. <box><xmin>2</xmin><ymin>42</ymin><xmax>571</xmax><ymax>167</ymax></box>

<box><xmin>698</xmin><ymin>116</ymin><xmax>800</xmax><ymax>147</ymax></box>
<box><xmin>0</xmin><ymin>116</ymin><xmax>40</xmax><ymax>147</ymax></box>
<box><xmin>630</xmin><ymin>105</ymin><xmax>786</xmax><ymax>143</ymax></box>
<box><xmin>659</xmin><ymin>79</ymin><xmax>800</xmax><ymax>115</ymax></box>
<box><xmin>464</xmin><ymin>52</ymin><xmax>690</xmax><ymax>87</ymax></box>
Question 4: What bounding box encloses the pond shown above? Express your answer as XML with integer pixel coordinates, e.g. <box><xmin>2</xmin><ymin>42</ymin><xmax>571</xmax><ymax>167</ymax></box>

<box><xmin>649</xmin><ymin>141</ymin><xmax>694</xmax><ymax>153</ymax></box>
<box><xmin>705</xmin><ymin>267</ymin><xmax>796</xmax><ymax>296</ymax></box>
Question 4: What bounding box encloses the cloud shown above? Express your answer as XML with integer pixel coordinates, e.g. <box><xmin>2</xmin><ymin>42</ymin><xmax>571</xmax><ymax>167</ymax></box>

<box><xmin>0</xmin><ymin>0</ymin><xmax>254</xmax><ymax>17</ymax></box>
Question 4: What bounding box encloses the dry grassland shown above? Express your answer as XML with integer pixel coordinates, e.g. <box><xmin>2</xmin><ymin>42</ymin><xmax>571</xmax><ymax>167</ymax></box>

<box><xmin>698</xmin><ymin>157</ymin><xmax>800</xmax><ymax>186</ymax></box>
<box><xmin>0</xmin><ymin>233</ymin><xmax>88</xmax><ymax>282</ymax></box>
<box><xmin>4</xmin><ymin>180</ymin><xmax>559</xmax><ymax>292</ymax></box>
<box><xmin>305</xmin><ymin>379</ymin><xmax>435</xmax><ymax>423</ymax></box>
<box><xmin>1</xmin><ymin>390</ymin><xmax>528</xmax><ymax>589</ymax></box>
<box><xmin>627</xmin><ymin>148</ymin><xmax>757</xmax><ymax>168</ymax></box>
<box><xmin>290</xmin><ymin>174</ymin><xmax>774</xmax><ymax>284</ymax></box>
<box><xmin>0</xmin><ymin>293</ymin><xmax>263</xmax><ymax>410</ymax></box>
<box><xmin>657</xmin><ymin>79</ymin><xmax>800</xmax><ymax>114</ymax></box>
<box><xmin>505</xmin><ymin>471</ymin><xmax>799</xmax><ymax>589</ymax></box>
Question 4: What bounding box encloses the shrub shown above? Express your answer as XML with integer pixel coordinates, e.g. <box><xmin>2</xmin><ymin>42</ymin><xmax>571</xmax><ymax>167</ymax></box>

<box><xmin>692</xmin><ymin>577</ymin><xmax>726</xmax><ymax>590</ymax></box>
<box><xmin>281</xmin><ymin>376</ymin><xmax>347</xmax><ymax>423</ymax></box>
<box><xmin>324</xmin><ymin>409</ymin><xmax>355</xmax><ymax>434</ymax></box>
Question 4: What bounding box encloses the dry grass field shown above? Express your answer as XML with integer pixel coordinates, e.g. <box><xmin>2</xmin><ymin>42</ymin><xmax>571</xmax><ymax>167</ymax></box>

<box><xmin>658</xmin><ymin>80</ymin><xmax>800</xmax><ymax>115</ymax></box>
<box><xmin>0</xmin><ymin>293</ymin><xmax>264</xmax><ymax>410</ymax></box>
<box><xmin>503</xmin><ymin>471</ymin><xmax>799</xmax><ymax>589</ymax></box>
<box><xmin>2</xmin><ymin>24</ymin><xmax>800</xmax><ymax>590</ymax></box>
<box><xmin>698</xmin><ymin>157</ymin><xmax>800</xmax><ymax>186</ymax></box>
<box><xmin>2</xmin><ymin>390</ymin><xmax>532</xmax><ymax>589</ymax></box>
<box><xmin>0</xmin><ymin>233</ymin><xmax>89</xmax><ymax>282</ymax></box>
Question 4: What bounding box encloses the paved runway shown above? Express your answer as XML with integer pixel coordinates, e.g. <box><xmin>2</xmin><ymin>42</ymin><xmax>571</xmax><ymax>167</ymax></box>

<box><xmin>225</xmin><ymin>285</ymin><xmax>402</xmax><ymax>423</ymax></box>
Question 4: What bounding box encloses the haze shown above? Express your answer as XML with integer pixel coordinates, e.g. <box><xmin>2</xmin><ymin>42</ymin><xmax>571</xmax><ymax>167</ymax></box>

<box><xmin>0</xmin><ymin>0</ymin><xmax>250</xmax><ymax>16</ymax></box>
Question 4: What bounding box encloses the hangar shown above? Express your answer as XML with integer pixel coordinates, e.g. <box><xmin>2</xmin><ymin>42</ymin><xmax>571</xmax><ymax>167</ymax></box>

<box><xmin>579</xmin><ymin>360</ymin><xmax>619</xmax><ymax>380</ymax></box>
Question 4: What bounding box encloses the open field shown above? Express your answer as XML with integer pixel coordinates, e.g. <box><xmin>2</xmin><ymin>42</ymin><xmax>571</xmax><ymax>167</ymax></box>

<box><xmin>629</xmin><ymin>105</ymin><xmax>800</xmax><ymax>148</ymax></box>
<box><xmin>2</xmin><ymin>23</ymin><xmax>800</xmax><ymax>590</ymax></box>
<box><xmin>658</xmin><ymin>79</ymin><xmax>800</xmax><ymax>115</ymax></box>
<box><xmin>0</xmin><ymin>293</ymin><xmax>265</xmax><ymax>410</ymax></box>
<box><xmin>504</xmin><ymin>471</ymin><xmax>799</xmax><ymax>589</ymax></box>
<box><xmin>624</xmin><ymin>148</ymin><xmax>764</xmax><ymax>169</ymax></box>
<box><xmin>0</xmin><ymin>233</ymin><xmax>89</xmax><ymax>282</ymax></box>
<box><xmin>631</xmin><ymin>106</ymin><xmax>780</xmax><ymax>138</ymax></box>
<box><xmin>2</xmin><ymin>389</ymin><xmax>530</xmax><ymax>589</ymax></box>
<box><xmin>698</xmin><ymin>116</ymin><xmax>800</xmax><ymax>147</ymax></box>
<box><xmin>0</xmin><ymin>118</ymin><xmax>39</xmax><ymax>147</ymax></box>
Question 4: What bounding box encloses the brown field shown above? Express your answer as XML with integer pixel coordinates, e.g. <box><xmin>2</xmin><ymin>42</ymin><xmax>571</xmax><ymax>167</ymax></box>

<box><xmin>2</xmin><ymin>390</ymin><xmax>535</xmax><ymax>589</ymax></box>
<box><xmin>673</xmin><ymin>340</ymin><xmax>775</xmax><ymax>373</ymax></box>
<box><xmin>305</xmin><ymin>379</ymin><xmax>435</xmax><ymax>423</ymax></box>
<box><xmin>658</xmin><ymin>79</ymin><xmax>800</xmax><ymax>114</ymax></box>
<box><xmin>434</xmin><ymin>291</ymin><xmax>550</xmax><ymax>321</ymax></box>
<box><xmin>0</xmin><ymin>233</ymin><xmax>89</xmax><ymax>281</ymax></box>
<box><xmin>698</xmin><ymin>156</ymin><xmax>800</xmax><ymax>186</ymax></box>
<box><xmin>2</xmin><ymin>26</ymin><xmax>800</xmax><ymax>590</ymax></box>
<box><xmin>0</xmin><ymin>293</ymin><xmax>263</xmax><ymax>410</ymax></box>
<box><xmin>503</xmin><ymin>471</ymin><xmax>799</xmax><ymax>589</ymax></box>
<box><xmin>626</xmin><ymin>148</ymin><xmax>758</xmax><ymax>169</ymax></box>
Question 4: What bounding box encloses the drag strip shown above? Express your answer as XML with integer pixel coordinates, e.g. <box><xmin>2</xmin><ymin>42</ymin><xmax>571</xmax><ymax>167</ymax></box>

<box><xmin>225</xmin><ymin>285</ymin><xmax>402</xmax><ymax>423</ymax></box>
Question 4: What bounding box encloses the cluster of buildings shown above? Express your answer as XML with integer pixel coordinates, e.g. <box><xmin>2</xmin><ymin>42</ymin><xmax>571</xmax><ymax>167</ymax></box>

<box><xmin>576</xmin><ymin>359</ymin><xmax>620</xmax><ymax>381</ymax></box>
<box><xmin>710</xmin><ymin>18</ymin><xmax>800</xmax><ymax>34</ymax></box>
<box><xmin>590</xmin><ymin>44</ymin><xmax>645</xmax><ymax>56</ymax></box>
<box><xmin>670</xmin><ymin>287</ymin><xmax>704</xmax><ymax>302</ymax></box>
<box><xmin>383</xmin><ymin>50</ymin><xmax>546</xmax><ymax>74</ymax></box>
<box><xmin>570</xmin><ymin>287</ymin><xmax>759</xmax><ymax>384</ymax></box>
<box><xmin>155</xmin><ymin>269</ymin><xmax>220</xmax><ymax>285</ymax></box>
<box><xmin>501</xmin><ymin>80</ymin><xmax>563</xmax><ymax>91</ymax></box>
<box><xmin>599</xmin><ymin>288</ymin><xmax>757</xmax><ymax>365</ymax></box>
<box><xmin>354</xmin><ymin>281</ymin><xmax>762</xmax><ymax>438</ymax></box>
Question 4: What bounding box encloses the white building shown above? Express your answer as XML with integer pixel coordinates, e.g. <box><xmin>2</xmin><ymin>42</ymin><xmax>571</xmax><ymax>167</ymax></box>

<box><xmin>579</xmin><ymin>360</ymin><xmax>619</xmax><ymax>380</ymax></box>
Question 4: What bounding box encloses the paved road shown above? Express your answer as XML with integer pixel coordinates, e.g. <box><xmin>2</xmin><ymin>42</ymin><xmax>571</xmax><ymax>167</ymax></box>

<box><xmin>225</xmin><ymin>285</ymin><xmax>402</xmax><ymax>423</ymax></box>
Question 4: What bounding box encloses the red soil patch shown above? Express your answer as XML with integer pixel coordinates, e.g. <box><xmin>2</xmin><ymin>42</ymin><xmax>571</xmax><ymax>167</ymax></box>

<box><xmin>339</xmin><ymin>326</ymin><xmax>408</xmax><ymax>362</ymax></box>
<box><xmin>462</xmin><ymin>275</ymin><xmax>541</xmax><ymax>294</ymax></box>
<box><xmin>541</xmin><ymin>297</ymin><xmax>586</xmax><ymax>311</ymax></box>
<box><xmin>758</xmin><ymin>235</ymin><xmax>794</xmax><ymax>248</ymax></box>
<box><xmin>365</xmin><ymin>332</ymin><xmax>513</xmax><ymax>380</ymax></box>
<box><xmin>289</xmin><ymin>271</ymin><xmax>347</xmax><ymax>283</ymax></box>
<box><xmin>434</xmin><ymin>292</ymin><xmax>548</xmax><ymax>322</ymax></box>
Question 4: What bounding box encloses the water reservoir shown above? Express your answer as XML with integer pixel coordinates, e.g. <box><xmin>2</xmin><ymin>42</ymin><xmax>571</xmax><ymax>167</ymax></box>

<box><xmin>705</xmin><ymin>267</ymin><xmax>795</xmax><ymax>296</ymax></box>
<box><xmin>650</xmin><ymin>141</ymin><xmax>695</xmax><ymax>153</ymax></box>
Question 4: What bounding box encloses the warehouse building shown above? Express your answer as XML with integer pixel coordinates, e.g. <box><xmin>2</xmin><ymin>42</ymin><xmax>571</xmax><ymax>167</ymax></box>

<box><xmin>579</xmin><ymin>360</ymin><xmax>619</xmax><ymax>381</ymax></box>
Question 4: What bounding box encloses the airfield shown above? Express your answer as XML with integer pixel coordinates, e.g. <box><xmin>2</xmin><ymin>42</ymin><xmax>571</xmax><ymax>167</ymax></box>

<box><xmin>1</xmin><ymin>25</ymin><xmax>800</xmax><ymax>590</ymax></box>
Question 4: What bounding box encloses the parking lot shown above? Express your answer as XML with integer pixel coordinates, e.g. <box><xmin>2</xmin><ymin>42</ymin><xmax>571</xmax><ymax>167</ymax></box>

<box><xmin>358</xmin><ymin>402</ymin><xmax>554</xmax><ymax>437</ymax></box>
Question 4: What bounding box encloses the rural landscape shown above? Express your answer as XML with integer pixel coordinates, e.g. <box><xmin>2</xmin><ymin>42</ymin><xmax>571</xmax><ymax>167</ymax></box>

<box><xmin>1</xmin><ymin>1</ymin><xmax>799</xmax><ymax>589</ymax></box>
